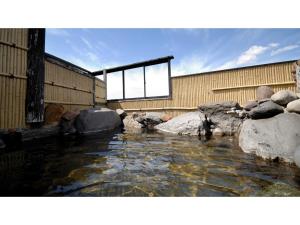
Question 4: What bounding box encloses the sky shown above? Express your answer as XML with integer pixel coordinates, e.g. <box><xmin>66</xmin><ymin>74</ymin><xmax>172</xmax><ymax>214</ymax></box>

<box><xmin>46</xmin><ymin>29</ymin><xmax>300</xmax><ymax>99</ymax></box>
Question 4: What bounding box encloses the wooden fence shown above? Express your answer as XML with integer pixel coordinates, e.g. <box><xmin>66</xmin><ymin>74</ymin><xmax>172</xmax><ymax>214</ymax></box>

<box><xmin>0</xmin><ymin>29</ymin><xmax>106</xmax><ymax>129</ymax></box>
<box><xmin>0</xmin><ymin>29</ymin><xmax>28</xmax><ymax>129</ymax></box>
<box><xmin>107</xmin><ymin>61</ymin><xmax>297</xmax><ymax>117</ymax></box>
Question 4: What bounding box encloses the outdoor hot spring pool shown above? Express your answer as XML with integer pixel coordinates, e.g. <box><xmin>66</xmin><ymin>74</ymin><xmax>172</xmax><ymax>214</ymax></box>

<box><xmin>1</xmin><ymin>130</ymin><xmax>300</xmax><ymax>196</ymax></box>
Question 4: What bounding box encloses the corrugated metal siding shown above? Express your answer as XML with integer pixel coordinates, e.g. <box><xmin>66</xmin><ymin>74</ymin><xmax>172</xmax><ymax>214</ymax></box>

<box><xmin>95</xmin><ymin>78</ymin><xmax>106</xmax><ymax>104</ymax></box>
<box><xmin>0</xmin><ymin>29</ymin><xmax>28</xmax><ymax>129</ymax></box>
<box><xmin>44</xmin><ymin>60</ymin><xmax>95</xmax><ymax>112</ymax></box>
<box><xmin>107</xmin><ymin>61</ymin><xmax>296</xmax><ymax>117</ymax></box>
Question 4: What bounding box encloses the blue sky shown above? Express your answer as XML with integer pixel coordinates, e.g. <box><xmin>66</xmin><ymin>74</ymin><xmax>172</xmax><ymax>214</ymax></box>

<box><xmin>46</xmin><ymin>29</ymin><xmax>300</xmax><ymax>98</ymax></box>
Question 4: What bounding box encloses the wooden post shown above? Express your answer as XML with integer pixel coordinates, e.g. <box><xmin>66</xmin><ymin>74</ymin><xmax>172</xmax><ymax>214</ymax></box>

<box><xmin>168</xmin><ymin>60</ymin><xmax>172</xmax><ymax>98</ymax></box>
<box><xmin>143</xmin><ymin>66</ymin><xmax>146</xmax><ymax>97</ymax></box>
<box><xmin>103</xmin><ymin>69</ymin><xmax>107</xmax><ymax>102</ymax></box>
<box><xmin>25</xmin><ymin>29</ymin><xmax>45</xmax><ymax>125</ymax></box>
<box><xmin>122</xmin><ymin>70</ymin><xmax>125</xmax><ymax>99</ymax></box>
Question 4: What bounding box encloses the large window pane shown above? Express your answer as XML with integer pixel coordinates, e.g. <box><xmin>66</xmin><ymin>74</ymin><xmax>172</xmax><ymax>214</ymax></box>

<box><xmin>107</xmin><ymin>71</ymin><xmax>123</xmax><ymax>100</ymax></box>
<box><xmin>145</xmin><ymin>63</ymin><xmax>169</xmax><ymax>97</ymax></box>
<box><xmin>124</xmin><ymin>67</ymin><xmax>144</xmax><ymax>98</ymax></box>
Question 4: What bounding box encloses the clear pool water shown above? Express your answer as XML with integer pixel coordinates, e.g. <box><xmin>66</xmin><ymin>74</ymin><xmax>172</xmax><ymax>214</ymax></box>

<box><xmin>1</xmin><ymin>130</ymin><xmax>300</xmax><ymax>196</ymax></box>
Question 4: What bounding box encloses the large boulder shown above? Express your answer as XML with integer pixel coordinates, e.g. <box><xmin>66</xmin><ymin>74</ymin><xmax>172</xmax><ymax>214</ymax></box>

<box><xmin>286</xmin><ymin>99</ymin><xmax>300</xmax><ymax>114</ymax></box>
<box><xmin>239</xmin><ymin>113</ymin><xmax>300</xmax><ymax>162</ymax></box>
<box><xmin>44</xmin><ymin>103</ymin><xmax>65</xmax><ymax>125</ymax></box>
<box><xmin>271</xmin><ymin>90</ymin><xmax>298</xmax><ymax>106</ymax></box>
<box><xmin>198</xmin><ymin>101</ymin><xmax>243</xmax><ymax>135</ymax></box>
<box><xmin>243</xmin><ymin>100</ymin><xmax>258</xmax><ymax>111</ymax></box>
<box><xmin>60</xmin><ymin>109</ymin><xmax>80</xmax><ymax>135</ymax></box>
<box><xmin>256</xmin><ymin>86</ymin><xmax>274</xmax><ymax>101</ymax></box>
<box><xmin>75</xmin><ymin>108</ymin><xmax>121</xmax><ymax>134</ymax></box>
<box><xmin>155</xmin><ymin>111</ymin><xmax>205</xmax><ymax>135</ymax></box>
<box><xmin>248</xmin><ymin>100</ymin><xmax>283</xmax><ymax>119</ymax></box>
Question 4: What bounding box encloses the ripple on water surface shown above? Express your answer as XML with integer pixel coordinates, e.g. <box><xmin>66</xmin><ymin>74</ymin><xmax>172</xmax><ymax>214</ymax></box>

<box><xmin>0</xmin><ymin>130</ymin><xmax>300</xmax><ymax>196</ymax></box>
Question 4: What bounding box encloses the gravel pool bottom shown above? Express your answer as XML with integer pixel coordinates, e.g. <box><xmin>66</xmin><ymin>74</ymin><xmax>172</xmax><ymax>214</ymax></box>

<box><xmin>1</xmin><ymin>130</ymin><xmax>300</xmax><ymax>196</ymax></box>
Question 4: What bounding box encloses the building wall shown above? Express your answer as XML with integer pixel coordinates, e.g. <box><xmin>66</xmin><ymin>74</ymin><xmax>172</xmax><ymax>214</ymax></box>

<box><xmin>95</xmin><ymin>77</ymin><xmax>106</xmax><ymax>104</ymax></box>
<box><xmin>107</xmin><ymin>61</ymin><xmax>297</xmax><ymax>117</ymax></box>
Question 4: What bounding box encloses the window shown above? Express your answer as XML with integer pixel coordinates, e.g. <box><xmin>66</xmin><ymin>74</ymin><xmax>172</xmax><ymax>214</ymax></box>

<box><xmin>93</xmin><ymin>56</ymin><xmax>174</xmax><ymax>101</ymax></box>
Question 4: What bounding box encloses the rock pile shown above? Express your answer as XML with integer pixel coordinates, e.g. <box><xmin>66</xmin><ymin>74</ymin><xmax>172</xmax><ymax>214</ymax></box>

<box><xmin>121</xmin><ymin>111</ymin><xmax>172</xmax><ymax>131</ymax></box>
<box><xmin>239</xmin><ymin>86</ymin><xmax>300</xmax><ymax>165</ymax></box>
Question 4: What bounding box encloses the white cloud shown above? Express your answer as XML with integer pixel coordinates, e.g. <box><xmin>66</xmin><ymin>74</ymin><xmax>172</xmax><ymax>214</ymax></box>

<box><xmin>236</xmin><ymin>45</ymin><xmax>269</xmax><ymax>65</ymax></box>
<box><xmin>269</xmin><ymin>43</ymin><xmax>279</xmax><ymax>48</ymax></box>
<box><xmin>271</xmin><ymin>44</ymin><xmax>299</xmax><ymax>56</ymax></box>
<box><xmin>80</xmin><ymin>37</ymin><xmax>93</xmax><ymax>50</ymax></box>
<box><xmin>216</xmin><ymin>43</ymin><xmax>279</xmax><ymax>70</ymax></box>
<box><xmin>47</xmin><ymin>29</ymin><xmax>69</xmax><ymax>37</ymax></box>
<box><xmin>172</xmin><ymin>55</ymin><xmax>212</xmax><ymax>76</ymax></box>
<box><xmin>86</xmin><ymin>52</ymin><xmax>99</xmax><ymax>62</ymax></box>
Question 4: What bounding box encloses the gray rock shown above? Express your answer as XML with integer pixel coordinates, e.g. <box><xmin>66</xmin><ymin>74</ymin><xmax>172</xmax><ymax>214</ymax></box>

<box><xmin>60</xmin><ymin>110</ymin><xmax>80</xmax><ymax>135</ymax></box>
<box><xmin>294</xmin><ymin>147</ymin><xmax>300</xmax><ymax>168</ymax></box>
<box><xmin>256</xmin><ymin>86</ymin><xmax>274</xmax><ymax>101</ymax></box>
<box><xmin>155</xmin><ymin>111</ymin><xmax>205</xmax><ymax>136</ymax></box>
<box><xmin>249</xmin><ymin>101</ymin><xmax>283</xmax><ymax>119</ymax></box>
<box><xmin>271</xmin><ymin>90</ymin><xmax>298</xmax><ymax>106</ymax></box>
<box><xmin>134</xmin><ymin>112</ymin><xmax>165</xmax><ymax>129</ymax></box>
<box><xmin>286</xmin><ymin>99</ymin><xmax>300</xmax><ymax>113</ymax></box>
<box><xmin>123</xmin><ymin>115</ymin><xmax>143</xmax><ymax>131</ymax></box>
<box><xmin>239</xmin><ymin>113</ymin><xmax>300</xmax><ymax>162</ymax></box>
<box><xmin>198</xmin><ymin>101</ymin><xmax>243</xmax><ymax>135</ymax></box>
<box><xmin>75</xmin><ymin>108</ymin><xmax>121</xmax><ymax>134</ymax></box>
<box><xmin>258</xmin><ymin>98</ymin><xmax>271</xmax><ymax>104</ymax></box>
<box><xmin>244</xmin><ymin>100</ymin><xmax>258</xmax><ymax>111</ymax></box>
<box><xmin>116</xmin><ymin>109</ymin><xmax>127</xmax><ymax>118</ymax></box>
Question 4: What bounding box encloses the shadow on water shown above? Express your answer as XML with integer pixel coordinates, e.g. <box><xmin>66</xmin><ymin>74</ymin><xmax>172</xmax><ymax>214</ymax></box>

<box><xmin>0</xmin><ymin>128</ymin><xmax>300</xmax><ymax>197</ymax></box>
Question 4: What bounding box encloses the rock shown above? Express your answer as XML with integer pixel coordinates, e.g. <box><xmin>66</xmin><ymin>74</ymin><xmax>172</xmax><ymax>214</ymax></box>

<box><xmin>248</xmin><ymin>100</ymin><xmax>283</xmax><ymax>119</ymax></box>
<box><xmin>44</xmin><ymin>103</ymin><xmax>65</xmax><ymax>125</ymax></box>
<box><xmin>123</xmin><ymin>115</ymin><xmax>143</xmax><ymax>131</ymax></box>
<box><xmin>160</xmin><ymin>114</ymin><xmax>172</xmax><ymax>122</ymax></box>
<box><xmin>286</xmin><ymin>99</ymin><xmax>300</xmax><ymax>113</ymax></box>
<box><xmin>155</xmin><ymin>111</ymin><xmax>205</xmax><ymax>136</ymax></box>
<box><xmin>133</xmin><ymin>112</ymin><xmax>166</xmax><ymax>129</ymax></box>
<box><xmin>256</xmin><ymin>86</ymin><xmax>274</xmax><ymax>101</ymax></box>
<box><xmin>60</xmin><ymin>110</ymin><xmax>80</xmax><ymax>135</ymax></box>
<box><xmin>271</xmin><ymin>90</ymin><xmax>298</xmax><ymax>106</ymax></box>
<box><xmin>239</xmin><ymin>113</ymin><xmax>300</xmax><ymax>162</ymax></box>
<box><xmin>243</xmin><ymin>100</ymin><xmax>258</xmax><ymax>111</ymax></box>
<box><xmin>143</xmin><ymin>112</ymin><xmax>163</xmax><ymax>125</ymax></box>
<box><xmin>258</xmin><ymin>98</ymin><xmax>271</xmax><ymax>104</ymax></box>
<box><xmin>294</xmin><ymin>147</ymin><xmax>300</xmax><ymax>168</ymax></box>
<box><xmin>212</xmin><ymin>127</ymin><xmax>224</xmax><ymax>136</ymax></box>
<box><xmin>75</xmin><ymin>108</ymin><xmax>121</xmax><ymax>134</ymax></box>
<box><xmin>198</xmin><ymin>101</ymin><xmax>243</xmax><ymax>135</ymax></box>
<box><xmin>116</xmin><ymin>109</ymin><xmax>127</xmax><ymax>119</ymax></box>
<box><xmin>61</xmin><ymin>110</ymin><xmax>80</xmax><ymax>121</ymax></box>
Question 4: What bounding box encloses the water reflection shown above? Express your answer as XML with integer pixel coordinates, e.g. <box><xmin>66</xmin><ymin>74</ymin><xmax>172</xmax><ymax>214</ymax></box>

<box><xmin>0</xmin><ymin>130</ymin><xmax>300</xmax><ymax>196</ymax></box>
